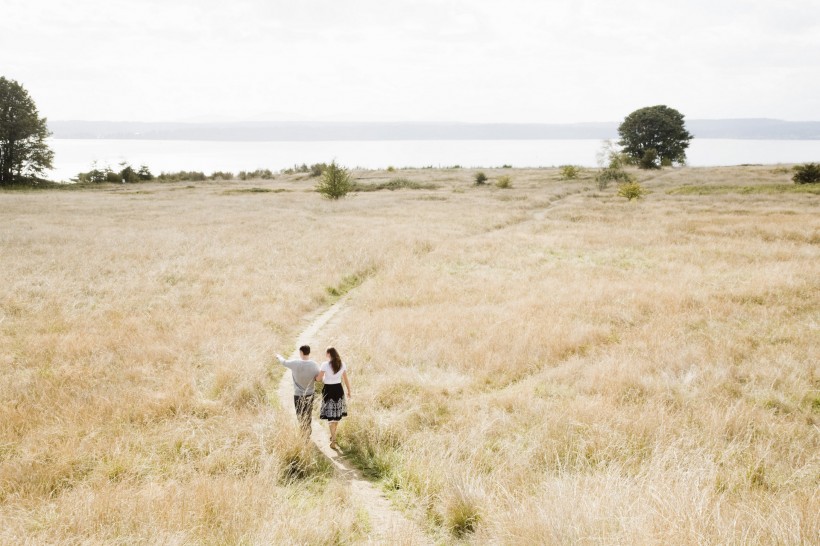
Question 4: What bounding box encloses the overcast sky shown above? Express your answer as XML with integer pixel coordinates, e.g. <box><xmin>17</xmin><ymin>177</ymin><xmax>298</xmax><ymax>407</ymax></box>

<box><xmin>3</xmin><ymin>0</ymin><xmax>818</xmax><ymax>123</ymax></box>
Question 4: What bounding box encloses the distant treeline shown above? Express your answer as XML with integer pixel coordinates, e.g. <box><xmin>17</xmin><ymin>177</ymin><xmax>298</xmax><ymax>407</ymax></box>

<box><xmin>73</xmin><ymin>162</ymin><xmax>331</xmax><ymax>183</ymax></box>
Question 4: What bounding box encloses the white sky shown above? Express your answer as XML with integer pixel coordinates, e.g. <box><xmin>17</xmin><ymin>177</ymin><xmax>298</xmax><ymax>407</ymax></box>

<box><xmin>2</xmin><ymin>0</ymin><xmax>819</xmax><ymax>123</ymax></box>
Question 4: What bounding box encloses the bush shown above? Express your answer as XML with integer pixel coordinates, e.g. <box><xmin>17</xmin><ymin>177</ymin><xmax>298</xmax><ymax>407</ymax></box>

<box><xmin>386</xmin><ymin>166</ymin><xmax>395</xmax><ymax>172</ymax></box>
<box><xmin>280</xmin><ymin>163</ymin><xmax>325</xmax><ymax>176</ymax></box>
<box><xmin>156</xmin><ymin>171</ymin><xmax>207</xmax><ymax>182</ymax></box>
<box><xmin>597</xmin><ymin>139</ymin><xmax>627</xmax><ymax>169</ymax></box>
<box><xmin>495</xmin><ymin>175</ymin><xmax>512</xmax><ymax>189</ymax></box>
<box><xmin>792</xmin><ymin>163</ymin><xmax>820</xmax><ymax>184</ymax></box>
<box><xmin>638</xmin><ymin>148</ymin><xmax>660</xmax><ymax>170</ymax></box>
<box><xmin>559</xmin><ymin>165</ymin><xmax>580</xmax><ymax>180</ymax></box>
<box><xmin>316</xmin><ymin>160</ymin><xmax>353</xmax><ymax>199</ymax></box>
<box><xmin>281</xmin><ymin>163</ymin><xmax>307</xmax><ymax>175</ymax></box>
<box><xmin>137</xmin><ymin>165</ymin><xmax>153</xmax><ymax>181</ymax></box>
<box><xmin>74</xmin><ymin>162</ymin><xmax>109</xmax><ymax>184</ymax></box>
<box><xmin>119</xmin><ymin>164</ymin><xmax>139</xmax><ymax>183</ymax></box>
<box><xmin>210</xmin><ymin>171</ymin><xmax>234</xmax><ymax>180</ymax></box>
<box><xmin>474</xmin><ymin>172</ymin><xmax>488</xmax><ymax>185</ymax></box>
<box><xmin>595</xmin><ymin>167</ymin><xmax>633</xmax><ymax>190</ymax></box>
<box><xmin>238</xmin><ymin>169</ymin><xmax>274</xmax><ymax>181</ymax></box>
<box><xmin>308</xmin><ymin>163</ymin><xmax>325</xmax><ymax>177</ymax></box>
<box><xmin>618</xmin><ymin>181</ymin><xmax>645</xmax><ymax>201</ymax></box>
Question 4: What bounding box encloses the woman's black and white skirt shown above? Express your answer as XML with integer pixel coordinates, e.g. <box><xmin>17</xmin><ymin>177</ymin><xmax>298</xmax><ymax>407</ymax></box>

<box><xmin>320</xmin><ymin>383</ymin><xmax>347</xmax><ymax>421</ymax></box>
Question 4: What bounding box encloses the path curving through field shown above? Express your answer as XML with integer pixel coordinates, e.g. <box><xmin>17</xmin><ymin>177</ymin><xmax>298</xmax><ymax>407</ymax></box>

<box><xmin>277</xmin><ymin>296</ymin><xmax>429</xmax><ymax>544</ymax></box>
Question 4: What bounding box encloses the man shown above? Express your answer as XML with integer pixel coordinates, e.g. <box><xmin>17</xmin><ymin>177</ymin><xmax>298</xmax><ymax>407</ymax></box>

<box><xmin>276</xmin><ymin>345</ymin><xmax>320</xmax><ymax>434</ymax></box>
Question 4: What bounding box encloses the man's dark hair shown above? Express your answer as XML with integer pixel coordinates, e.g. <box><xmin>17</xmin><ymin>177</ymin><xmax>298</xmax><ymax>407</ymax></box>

<box><xmin>299</xmin><ymin>345</ymin><xmax>310</xmax><ymax>356</ymax></box>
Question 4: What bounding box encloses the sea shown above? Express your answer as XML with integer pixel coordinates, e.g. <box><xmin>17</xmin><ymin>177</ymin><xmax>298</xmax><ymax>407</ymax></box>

<box><xmin>46</xmin><ymin>139</ymin><xmax>820</xmax><ymax>181</ymax></box>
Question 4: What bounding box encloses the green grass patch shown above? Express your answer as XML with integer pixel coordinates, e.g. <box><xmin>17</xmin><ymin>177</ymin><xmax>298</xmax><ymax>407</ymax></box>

<box><xmin>325</xmin><ymin>268</ymin><xmax>375</xmax><ymax>302</ymax></box>
<box><xmin>352</xmin><ymin>178</ymin><xmax>438</xmax><ymax>192</ymax></box>
<box><xmin>669</xmin><ymin>184</ymin><xmax>820</xmax><ymax>195</ymax></box>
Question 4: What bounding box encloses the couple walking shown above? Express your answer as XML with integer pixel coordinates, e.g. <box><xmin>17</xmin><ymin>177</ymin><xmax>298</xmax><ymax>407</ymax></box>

<box><xmin>277</xmin><ymin>345</ymin><xmax>352</xmax><ymax>449</ymax></box>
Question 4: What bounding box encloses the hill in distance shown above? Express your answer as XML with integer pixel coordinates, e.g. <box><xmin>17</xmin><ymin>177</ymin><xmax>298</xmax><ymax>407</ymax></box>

<box><xmin>48</xmin><ymin>119</ymin><xmax>820</xmax><ymax>141</ymax></box>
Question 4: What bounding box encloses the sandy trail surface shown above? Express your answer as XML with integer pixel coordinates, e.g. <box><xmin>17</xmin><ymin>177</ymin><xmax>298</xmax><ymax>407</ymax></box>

<box><xmin>277</xmin><ymin>297</ymin><xmax>430</xmax><ymax>544</ymax></box>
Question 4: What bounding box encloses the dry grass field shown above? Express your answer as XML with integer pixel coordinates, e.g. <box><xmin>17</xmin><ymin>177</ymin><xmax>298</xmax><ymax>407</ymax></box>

<box><xmin>1</xmin><ymin>165</ymin><xmax>818</xmax><ymax>544</ymax></box>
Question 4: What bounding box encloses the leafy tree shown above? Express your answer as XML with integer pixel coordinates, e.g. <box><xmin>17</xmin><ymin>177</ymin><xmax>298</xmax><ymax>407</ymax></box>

<box><xmin>316</xmin><ymin>160</ymin><xmax>353</xmax><ymax>199</ymax></box>
<box><xmin>618</xmin><ymin>105</ymin><xmax>692</xmax><ymax>169</ymax></box>
<box><xmin>0</xmin><ymin>77</ymin><xmax>54</xmax><ymax>185</ymax></box>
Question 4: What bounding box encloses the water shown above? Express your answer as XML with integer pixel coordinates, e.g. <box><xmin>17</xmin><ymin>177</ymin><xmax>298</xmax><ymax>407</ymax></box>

<box><xmin>46</xmin><ymin>138</ymin><xmax>820</xmax><ymax>181</ymax></box>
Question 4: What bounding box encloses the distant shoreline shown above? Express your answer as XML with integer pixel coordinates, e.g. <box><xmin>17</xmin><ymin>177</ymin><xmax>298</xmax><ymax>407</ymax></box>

<box><xmin>45</xmin><ymin>138</ymin><xmax>820</xmax><ymax>181</ymax></box>
<box><xmin>49</xmin><ymin>119</ymin><xmax>820</xmax><ymax>142</ymax></box>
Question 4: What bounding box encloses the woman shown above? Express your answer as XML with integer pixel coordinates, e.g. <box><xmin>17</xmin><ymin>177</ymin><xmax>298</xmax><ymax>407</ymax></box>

<box><xmin>316</xmin><ymin>347</ymin><xmax>352</xmax><ymax>450</ymax></box>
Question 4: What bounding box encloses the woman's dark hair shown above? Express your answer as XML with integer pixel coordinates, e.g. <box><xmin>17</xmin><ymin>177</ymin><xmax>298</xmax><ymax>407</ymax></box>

<box><xmin>327</xmin><ymin>347</ymin><xmax>342</xmax><ymax>374</ymax></box>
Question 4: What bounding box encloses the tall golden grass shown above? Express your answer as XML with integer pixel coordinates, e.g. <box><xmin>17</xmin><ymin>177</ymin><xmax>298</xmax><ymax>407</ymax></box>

<box><xmin>1</xmin><ymin>165</ymin><xmax>817</xmax><ymax>543</ymax></box>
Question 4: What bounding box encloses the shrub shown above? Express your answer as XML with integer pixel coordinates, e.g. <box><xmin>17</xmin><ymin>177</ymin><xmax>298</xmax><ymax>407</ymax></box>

<box><xmin>210</xmin><ymin>171</ymin><xmax>234</xmax><ymax>180</ymax></box>
<box><xmin>156</xmin><ymin>171</ymin><xmax>206</xmax><ymax>182</ymax></box>
<box><xmin>618</xmin><ymin>181</ymin><xmax>645</xmax><ymax>201</ymax></box>
<box><xmin>280</xmin><ymin>163</ymin><xmax>324</xmax><ymax>175</ymax></box>
<box><xmin>638</xmin><ymin>148</ymin><xmax>660</xmax><ymax>170</ymax></box>
<box><xmin>595</xmin><ymin>167</ymin><xmax>633</xmax><ymax>190</ymax></box>
<box><xmin>792</xmin><ymin>163</ymin><xmax>820</xmax><ymax>184</ymax></box>
<box><xmin>119</xmin><ymin>164</ymin><xmax>139</xmax><ymax>183</ymax></box>
<box><xmin>559</xmin><ymin>165</ymin><xmax>580</xmax><ymax>180</ymax></box>
<box><xmin>474</xmin><ymin>172</ymin><xmax>488</xmax><ymax>185</ymax></box>
<box><xmin>281</xmin><ymin>163</ymin><xmax>308</xmax><ymax>175</ymax></box>
<box><xmin>106</xmin><ymin>170</ymin><xmax>123</xmax><ymax>183</ymax></box>
<box><xmin>316</xmin><ymin>160</ymin><xmax>353</xmax><ymax>199</ymax></box>
<box><xmin>238</xmin><ymin>169</ymin><xmax>274</xmax><ymax>181</ymax></box>
<box><xmin>137</xmin><ymin>165</ymin><xmax>153</xmax><ymax>181</ymax></box>
<box><xmin>501</xmin><ymin>164</ymin><xmax>512</xmax><ymax>169</ymax></box>
<box><xmin>309</xmin><ymin>163</ymin><xmax>327</xmax><ymax>177</ymax></box>
<box><xmin>495</xmin><ymin>175</ymin><xmax>512</xmax><ymax>189</ymax></box>
<box><xmin>74</xmin><ymin>162</ymin><xmax>109</xmax><ymax>183</ymax></box>
<box><xmin>386</xmin><ymin>166</ymin><xmax>395</xmax><ymax>172</ymax></box>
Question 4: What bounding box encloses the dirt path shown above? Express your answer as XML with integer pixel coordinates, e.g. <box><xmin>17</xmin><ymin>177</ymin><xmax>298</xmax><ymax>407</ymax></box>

<box><xmin>277</xmin><ymin>296</ymin><xmax>430</xmax><ymax>545</ymax></box>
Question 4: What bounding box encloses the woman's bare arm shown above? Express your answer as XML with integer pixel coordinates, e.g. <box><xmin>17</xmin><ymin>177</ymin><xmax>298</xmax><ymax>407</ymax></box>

<box><xmin>342</xmin><ymin>370</ymin><xmax>352</xmax><ymax>399</ymax></box>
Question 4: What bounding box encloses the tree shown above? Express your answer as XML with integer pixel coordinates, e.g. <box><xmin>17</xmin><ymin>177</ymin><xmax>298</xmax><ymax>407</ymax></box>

<box><xmin>0</xmin><ymin>77</ymin><xmax>54</xmax><ymax>185</ymax></box>
<box><xmin>618</xmin><ymin>105</ymin><xmax>692</xmax><ymax>169</ymax></box>
<box><xmin>316</xmin><ymin>160</ymin><xmax>353</xmax><ymax>199</ymax></box>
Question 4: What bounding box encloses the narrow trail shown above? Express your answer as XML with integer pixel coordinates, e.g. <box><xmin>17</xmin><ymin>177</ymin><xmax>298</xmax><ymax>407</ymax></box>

<box><xmin>273</xmin><ymin>187</ymin><xmax>589</xmax><ymax>543</ymax></box>
<box><xmin>277</xmin><ymin>296</ymin><xmax>430</xmax><ymax>545</ymax></box>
